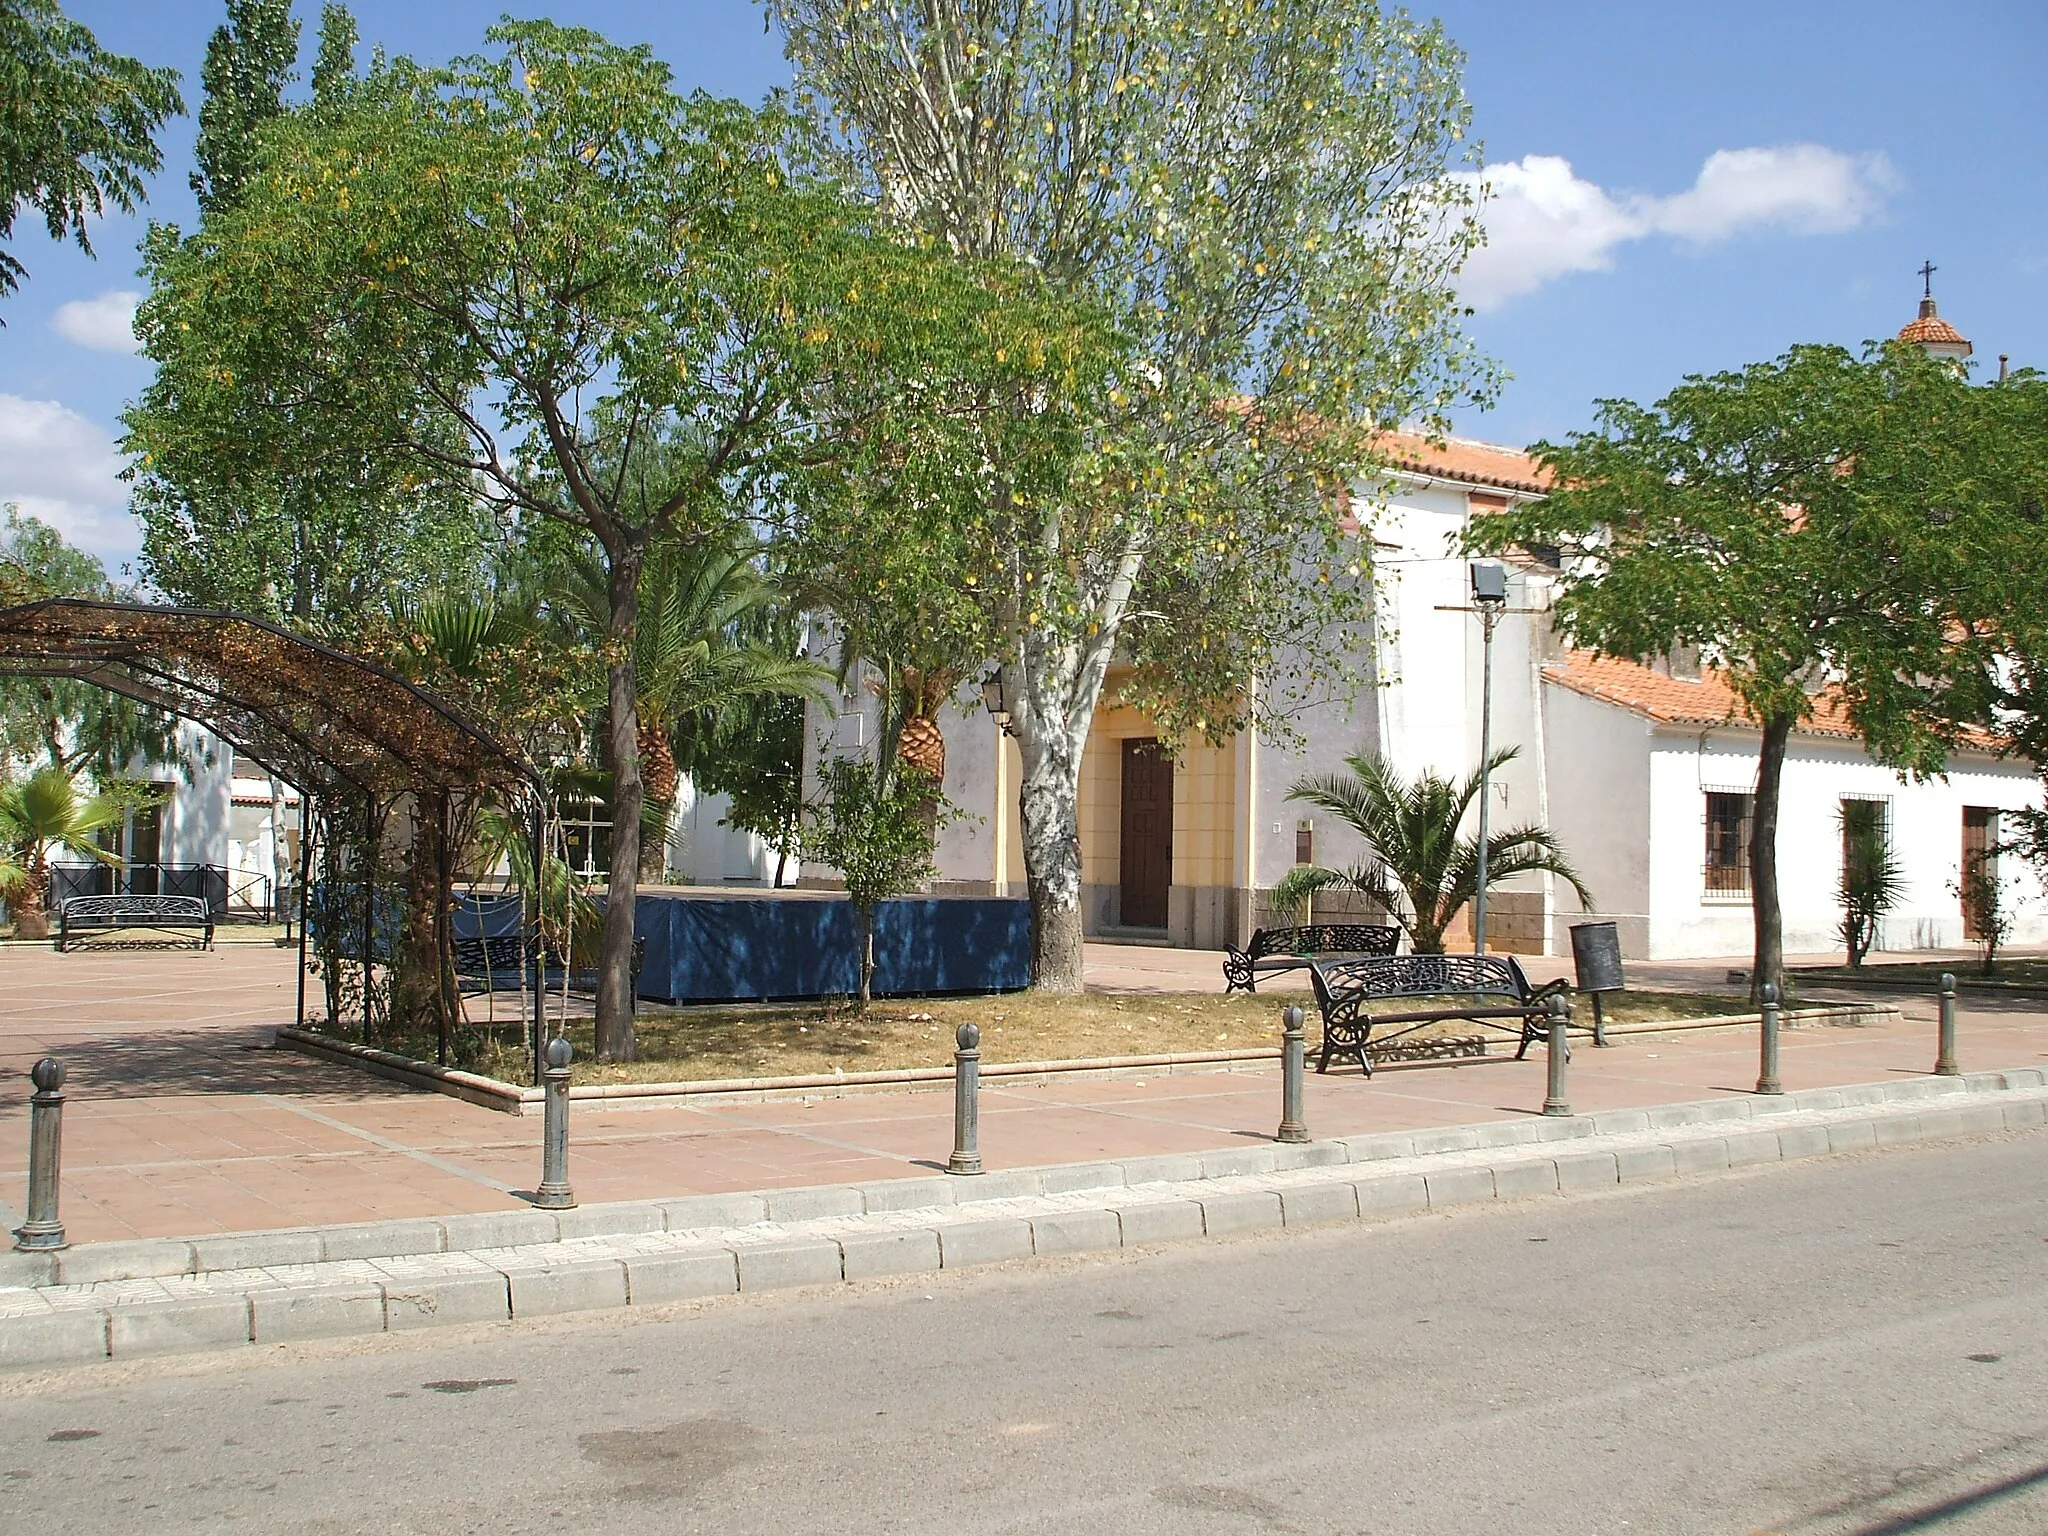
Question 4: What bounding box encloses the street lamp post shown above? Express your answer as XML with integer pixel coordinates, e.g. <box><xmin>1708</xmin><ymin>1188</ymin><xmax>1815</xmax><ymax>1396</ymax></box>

<box><xmin>1469</xmin><ymin>562</ymin><xmax>1508</xmax><ymax>955</ymax></box>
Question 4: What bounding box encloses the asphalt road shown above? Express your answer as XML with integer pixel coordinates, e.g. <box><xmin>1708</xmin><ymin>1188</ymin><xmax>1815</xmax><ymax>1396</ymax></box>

<box><xmin>4</xmin><ymin>1132</ymin><xmax>2047</xmax><ymax>1535</ymax></box>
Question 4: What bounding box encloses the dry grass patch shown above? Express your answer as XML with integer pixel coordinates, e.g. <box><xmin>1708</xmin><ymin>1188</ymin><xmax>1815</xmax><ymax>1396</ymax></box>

<box><xmin>458</xmin><ymin>986</ymin><xmax>1747</xmax><ymax>1087</ymax></box>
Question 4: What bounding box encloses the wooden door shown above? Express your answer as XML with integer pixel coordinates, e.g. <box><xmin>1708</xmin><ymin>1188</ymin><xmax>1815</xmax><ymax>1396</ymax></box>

<box><xmin>1962</xmin><ymin>806</ymin><xmax>1996</xmax><ymax>940</ymax></box>
<box><xmin>1119</xmin><ymin>739</ymin><xmax>1173</xmax><ymax>929</ymax></box>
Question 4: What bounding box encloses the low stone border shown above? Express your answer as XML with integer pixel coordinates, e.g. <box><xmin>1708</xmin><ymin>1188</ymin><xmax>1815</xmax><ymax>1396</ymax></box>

<box><xmin>1792</xmin><ymin>966</ymin><xmax>2048</xmax><ymax>998</ymax></box>
<box><xmin>273</xmin><ymin>1002</ymin><xmax>1900</xmax><ymax>1115</ymax></box>
<box><xmin>0</xmin><ymin>1066</ymin><xmax>2036</xmax><ymax>1370</ymax></box>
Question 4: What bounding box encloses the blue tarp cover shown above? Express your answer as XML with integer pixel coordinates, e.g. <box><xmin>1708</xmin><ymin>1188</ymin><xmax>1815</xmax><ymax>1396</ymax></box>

<box><xmin>635</xmin><ymin>893</ymin><xmax>1031</xmax><ymax>1002</ymax></box>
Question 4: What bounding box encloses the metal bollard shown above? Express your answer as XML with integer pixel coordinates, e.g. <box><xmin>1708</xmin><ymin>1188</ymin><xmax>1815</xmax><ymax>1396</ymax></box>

<box><xmin>13</xmin><ymin>1058</ymin><xmax>67</xmax><ymax>1252</ymax></box>
<box><xmin>1541</xmin><ymin>994</ymin><xmax>1572</xmax><ymax>1117</ymax></box>
<box><xmin>947</xmin><ymin>1023</ymin><xmax>983</xmax><ymax>1175</ymax></box>
<box><xmin>1276</xmin><ymin>1005</ymin><xmax>1309</xmax><ymax>1144</ymax></box>
<box><xmin>1755</xmin><ymin>982</ymin><xmax>1784</xmax><ymax>1095</ymax></box>
<box><xmin>532</xmin><ymin>1037</ymin><xmax>577</xmax><ymax>1210</ymax></box>
<box><xmin>1935</xmin><ymin>972</ymin><xmax>1959</xmax><ymax>1077</ymax></box>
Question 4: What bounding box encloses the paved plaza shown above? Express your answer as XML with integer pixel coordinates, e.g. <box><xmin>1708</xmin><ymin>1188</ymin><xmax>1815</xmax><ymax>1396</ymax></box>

<box><xmin>0</xmin><ymin>935</ymin><xmax>2041</xmax><ymax>1246</ymax></box>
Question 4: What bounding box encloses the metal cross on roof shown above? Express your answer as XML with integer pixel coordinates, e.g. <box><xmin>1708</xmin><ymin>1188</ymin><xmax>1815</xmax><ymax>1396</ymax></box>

<box><xmin>1920</xmin><ymin>259</ymin><xmax>1937</xmax><ymax>298</ymax></box>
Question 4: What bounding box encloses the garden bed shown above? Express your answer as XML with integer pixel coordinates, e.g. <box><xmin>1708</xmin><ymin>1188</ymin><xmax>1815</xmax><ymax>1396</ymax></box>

<box><xmin>456</xmin><ymin>986</ymin><xmax>1748</xmax><ymax>1087</ymax></box>
<box><xmin>1791</xmin><ymin>959</ymin><xmax>2048</xmax><ymax>994</ymax></box>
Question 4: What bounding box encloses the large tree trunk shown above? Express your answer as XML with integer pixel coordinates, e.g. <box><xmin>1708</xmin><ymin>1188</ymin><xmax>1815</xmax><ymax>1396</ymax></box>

<box><xmin>596</xmin><ymin>546</ymin><xmax>645</xmax><ymax>1062</ymax></box>
<box><xmin>14</xmin><ymin>859</ymin><xmax>50</xmax><ymax>941</ymax></box>
<box><xmin>637</xmin><ymin>720</ymin><xmax>676</xmax><ymax>882</ymax></box>
<box><xmin>1006</xmin><ymin>544</ymin><xmax>1144</xmax><ymax>993</ymax></box>
<box><xmin>1750</xmin><ymin>713</ymin><xmax>1793</xmax><ymax>1005</ymax></box>
<box><xmin>390</xmin><ymin>796</ymin><xmax>444</xmax><ymax>1042</ymax></box>
<box><xmin>1018</xmin><ymin>733</ymin><xmax>1087</xmax><ymax>991</ymax></box>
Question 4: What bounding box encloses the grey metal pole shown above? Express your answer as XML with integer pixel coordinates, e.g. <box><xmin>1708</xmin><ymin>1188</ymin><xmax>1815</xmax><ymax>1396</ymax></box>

<box><xmin>1277</xmin><ymin>1004</ymin><xmax>1309</xmax><ymax>1144</ymax></box>
<box><xmin>1755</xmin><ymin>982</ymin><xmax>1783</xmax><ymax>1095</ymax></box>
<box><xmin>533</xmin><ymin>1036</ymin><xmax>576</xmax><ymax>1210</ymax></box>
<box><xmin>948</xmin><ymin>1023</ymin><xmax>983</xmax><ymax>1175</ymax></box>
<box><xmin>1541</xmin><ymin>994</ymin><xmax>1571</xmax><ymax>1116</ymax></box>
<box><xmin>529</xmin><ymin>798</ymin><xmax>547</xmax><ymax>1088</ymax></box>
<box><xmin>1473</xmin><ymin>605</ymin><xmax>1498</xmax><ymax>955</ymax></box>
<box><xmin>1590</xmin><ymin>991</ymin><xmax>1608</xmax><ymax>1048</ymax></box>
<box><xmin>1935</xmin><ymin>972</ymin><xmax>1959</xmax><ymax>1077</ymax></box>
<box><xmin>14</xmin><ymin>1058</ymin><xmax>67</xmax><ymax>1251</ymax></box>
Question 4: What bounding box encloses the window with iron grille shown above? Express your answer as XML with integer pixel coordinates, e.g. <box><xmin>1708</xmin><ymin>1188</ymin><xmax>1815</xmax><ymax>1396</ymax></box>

<box><xmin>1704</xmin><ymin>791</ymin><xmax>1754</xmax><ymax>895</ymax></box>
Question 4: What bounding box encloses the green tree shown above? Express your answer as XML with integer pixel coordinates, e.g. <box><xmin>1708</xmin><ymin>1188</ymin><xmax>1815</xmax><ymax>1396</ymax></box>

<box><xmin>0</xmin><ymin>505</ymin><xmax>179</xmax><ymax>779</ymax></box>
<box><xmin>0</xmin><ymin>0</ymin><xmax>181</xmax><ymax>306</ymax></box>
<box><xmin>190</xmin><ymin>0</ymin><xmax>298</xmax><ymax>215</ymax></box>
<box><xmin>309</xmin><ymin>3</ymin><xmax>357</xmax><ymax>102</ymax></box>
<box><xmin>126</xmin><ymin>20</ymin><xmax>1078</xmax><ymax>1059</ymax></box>
<box><xmin>130</xmin><ymin>2</ymin><xmax>490</xmax><ymax>631</ymax></box>
<box><xmin>772</xmin><ymin>0</ymin><xmax>1493</xmax><ymax>988</ymax></box>
<box><xmin>698</xmin><ymin>691</ymin><xmax>807</xmax><ymax>888</ymax></box>
<box><xmin>1469</xmin><ymin>343</ymin><xmax>2013</xmax><ymax>1001</ymax></box>
<box><xmin>548</xmin><ymin>529</ymin><xmax>829</xmax><ymax>881</ymax></box>
<box><xmin>1272</xmin><ymin>747</ymin><xmax>1593</xmax><ymax>955</ymax></box>
<box><xmin>0</xmin><ymin>765</ymin><xmax>121</xmax><ymax>939</ymax></box>
<box><xmin>806</xmin><ymin>755</ymin><xmax>943</xmax><ymax>1009</ymax></box>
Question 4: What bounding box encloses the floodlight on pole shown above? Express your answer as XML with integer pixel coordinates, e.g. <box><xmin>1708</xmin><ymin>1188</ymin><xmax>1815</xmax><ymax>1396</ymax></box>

<box><xmin>1469</xmin><ymin>561</ymin><xmax>1508</xmax><ymax>955</ymax></box>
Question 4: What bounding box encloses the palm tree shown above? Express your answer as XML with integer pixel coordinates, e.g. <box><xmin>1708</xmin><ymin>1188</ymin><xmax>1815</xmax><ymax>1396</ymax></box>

<box><xmin>0</xmin><ymin>768</ymin><xmax>123</xmax><ymax>940</ymax></box>
<box><xmin>1272</xmin><ymin>747</ymin><xmax>1594</xmax><ymax>954</ymax></box>
<box><xmin>551</xmin><ymin>533</ymin><xmax>829</xmax><ymax>880</ymax></box>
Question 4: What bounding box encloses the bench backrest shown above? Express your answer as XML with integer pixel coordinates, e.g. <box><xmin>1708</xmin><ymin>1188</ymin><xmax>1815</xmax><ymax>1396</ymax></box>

<box><xmin>61</xmin><ymin>894</ymin><xmax>210</xmax><ymax>922</ymax></box>
<box><xmin>1310</xmin><ymin>952</ymin><xmax>1533</xmax><ymax>1009</ymax></box>
<box><xmin>1249</xmin><ymin>924</ymin><xmax>1401</xmax><ymax>961</ymax></box>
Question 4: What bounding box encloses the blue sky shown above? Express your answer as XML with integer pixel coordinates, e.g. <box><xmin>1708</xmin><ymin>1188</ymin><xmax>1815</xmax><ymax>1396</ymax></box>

<box><xmin>6</xmin><ymin>1</ymin><xmax>2043</xmax><ymax>570</ymax></box>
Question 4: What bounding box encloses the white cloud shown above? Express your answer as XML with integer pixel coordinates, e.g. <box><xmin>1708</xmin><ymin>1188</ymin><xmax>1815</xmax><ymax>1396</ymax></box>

<box><xmin>49</xmin><ymin>288</ymin><xmax>141</xmax><ymax>353</ymax></box>
<box><xmin>1457</xmin><ymin>145</ymin><xmax>1896</xmax><ymax>310</ymax></box>
<box><xmin>0</xmin><ymin>394</ymin><xmax>138</xmax><ymax>563</ymax></box>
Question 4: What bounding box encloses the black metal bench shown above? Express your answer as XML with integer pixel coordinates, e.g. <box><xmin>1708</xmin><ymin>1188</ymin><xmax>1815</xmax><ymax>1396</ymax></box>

<box><xmin>1307</xmin><ymin>952</ymin><xmax>1570</xmax><ymax>1076</ymax></box>
<box><xmin>57</xmin><ymin>893</ymin><xmax>215</xmax><ymax>952</ymax></box>
<box><xmin>1223</xmin><ymin>923</ymin><xmax>1402</xmax><ymax>993</ymax></box>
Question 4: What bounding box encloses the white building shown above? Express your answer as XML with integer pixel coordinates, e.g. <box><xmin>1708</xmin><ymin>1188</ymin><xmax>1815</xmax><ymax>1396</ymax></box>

<box><xmin>876</xmin><ymin>290</ymin><xmax>2046</xmax><ymax>961</ymax></box>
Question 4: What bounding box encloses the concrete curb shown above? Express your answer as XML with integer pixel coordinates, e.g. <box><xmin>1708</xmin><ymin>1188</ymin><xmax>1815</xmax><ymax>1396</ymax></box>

<box><xmin>0</xmin><ymin>1067</ymin><xmax>2037</xmax><ymax>1370</ymax></box>
<box><xmin>273</xmin><ymin>1003</ymin><xmax>1902</xmax><ymax>1114</ymax></box>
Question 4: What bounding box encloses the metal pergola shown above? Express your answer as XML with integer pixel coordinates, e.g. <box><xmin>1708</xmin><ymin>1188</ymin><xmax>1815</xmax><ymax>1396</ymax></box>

<box><xmin>0</xmin><ymin>598</ymin><xmax>554</xmax><ymax>1069</ymax></box>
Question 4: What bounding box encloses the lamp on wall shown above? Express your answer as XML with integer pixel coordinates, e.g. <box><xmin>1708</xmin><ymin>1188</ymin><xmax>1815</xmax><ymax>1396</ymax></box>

<box><xmin>1469</xmin><ymin>561</ymin><xmax>1509</xmax><ymax>955</ymax></box>
<box><xmin>980</xmin><ymin>671</ymin><xmax>1014</xmax><ymax>736</ymax></box>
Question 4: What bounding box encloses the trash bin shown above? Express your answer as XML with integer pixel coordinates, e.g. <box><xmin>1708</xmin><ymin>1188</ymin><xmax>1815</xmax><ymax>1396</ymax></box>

<box><xmin>1569</xmin><ymin>921</ymin><xmax>1624</xmax><ymax>993</ymax></box>
<box><xmin>1569</xmin><ymin>921</ymin><xmax>1624</xmax><ymax>1046</ymax></box>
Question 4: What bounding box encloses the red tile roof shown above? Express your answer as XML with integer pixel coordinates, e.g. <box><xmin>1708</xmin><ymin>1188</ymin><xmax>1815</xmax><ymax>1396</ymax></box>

<box><xmin>1543</xmin><ymin>650</ymin><xmax>2003</xmax><ymax>752</ymax></box>
<box><xmin>1544</xmin><ymin>651</ymin><xmax>1856</xmax><ymax>737</ymax></box>
<box><xmin>1898</xmin><ymin>297</ymin><xmax>1972</xmax><ymax>354</ymax></box>
<box><xmin>1898</xmin><ymin>313</ymin><xmax>1971</xmax><ymax>350</ymax></box>
<box><xmin>1371</xmin><ymin>431</ymin><xmax>1551</xmax><ymax>495</ymax></box>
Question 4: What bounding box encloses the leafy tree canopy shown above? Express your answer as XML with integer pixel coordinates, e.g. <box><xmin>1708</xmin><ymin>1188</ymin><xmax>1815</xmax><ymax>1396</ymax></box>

<box><xmin>0</xmin><ymin>0</ymin><xmax>181</xmax><ymax>306</ymax></box>
<box><xmin>1467</xmin><ymin>341</ymin><xmax>2038</xmax><ymax>995</ymax></box>
<box><xmin>122</xmin><ymin>16</ymin><xmax>1111</xmax><ymax>1057</ymax></box>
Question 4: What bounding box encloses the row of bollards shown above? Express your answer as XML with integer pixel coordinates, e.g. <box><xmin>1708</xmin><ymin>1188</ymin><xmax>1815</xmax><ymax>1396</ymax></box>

<box><xmin>0</xmin><ymin>973</ymin><xmax>1981</xmax><ymax>1247</ymax></box>
<box><xmin>1755</xmin><ymin>972</ymin><xmax>1962</xmax><ymax>1095</ymax></box>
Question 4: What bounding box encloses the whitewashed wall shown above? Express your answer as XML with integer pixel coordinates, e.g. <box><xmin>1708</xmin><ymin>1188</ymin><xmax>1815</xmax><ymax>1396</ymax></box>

<box><xmin>1642</xmin><ymin>728</ymin><xmax>2047</xmax><ymax>960</ymax></box>
<box><xmin>1541</xmin><ymin>683</ymin><xmax>1654</xmax><ymax>957</ymax></box>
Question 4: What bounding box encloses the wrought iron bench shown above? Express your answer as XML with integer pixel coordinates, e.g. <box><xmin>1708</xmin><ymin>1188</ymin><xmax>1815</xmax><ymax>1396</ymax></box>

<box><xmin>1223</xmin><ymin>923</ymin><xmax>1402</xmax><ymax>993</ymax></box>
<box><xmin>1307</xmin><ymin>952</ymin><xmax>1570</xmax><ymax>1076</ymax></box>
<box><xmin>57</xmin><ymin>893</ymin><xmax>215</xmax><ymax>952</ymax></box>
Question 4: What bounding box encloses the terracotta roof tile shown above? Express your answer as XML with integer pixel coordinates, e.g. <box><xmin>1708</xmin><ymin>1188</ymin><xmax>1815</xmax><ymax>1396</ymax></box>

<box><xmin>1543</xmin><ymin>651</ymin><xmax>1856</xmax><ymax>737</ymax></box>
<box><xmin>1370</xmin><ymin>431</ymin><xmax>1551</xmax><ymax>495</ymax></box>
<box><xmin>1898</xmin><ymin>314</ymin><xmax>1971</xmax><ymax>349</ymax></box>
<box><xmin>1541</xmin><ymin>650</ymin><xmax>2003</xmax><ymax>754</ymax></box>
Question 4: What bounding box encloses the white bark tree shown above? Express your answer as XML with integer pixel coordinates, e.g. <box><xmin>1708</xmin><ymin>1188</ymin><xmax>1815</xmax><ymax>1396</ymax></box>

<box><xmin>774</xmin><ymin>0</ymin><xmax>1495</xmax><ymax>986</ymax></box>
